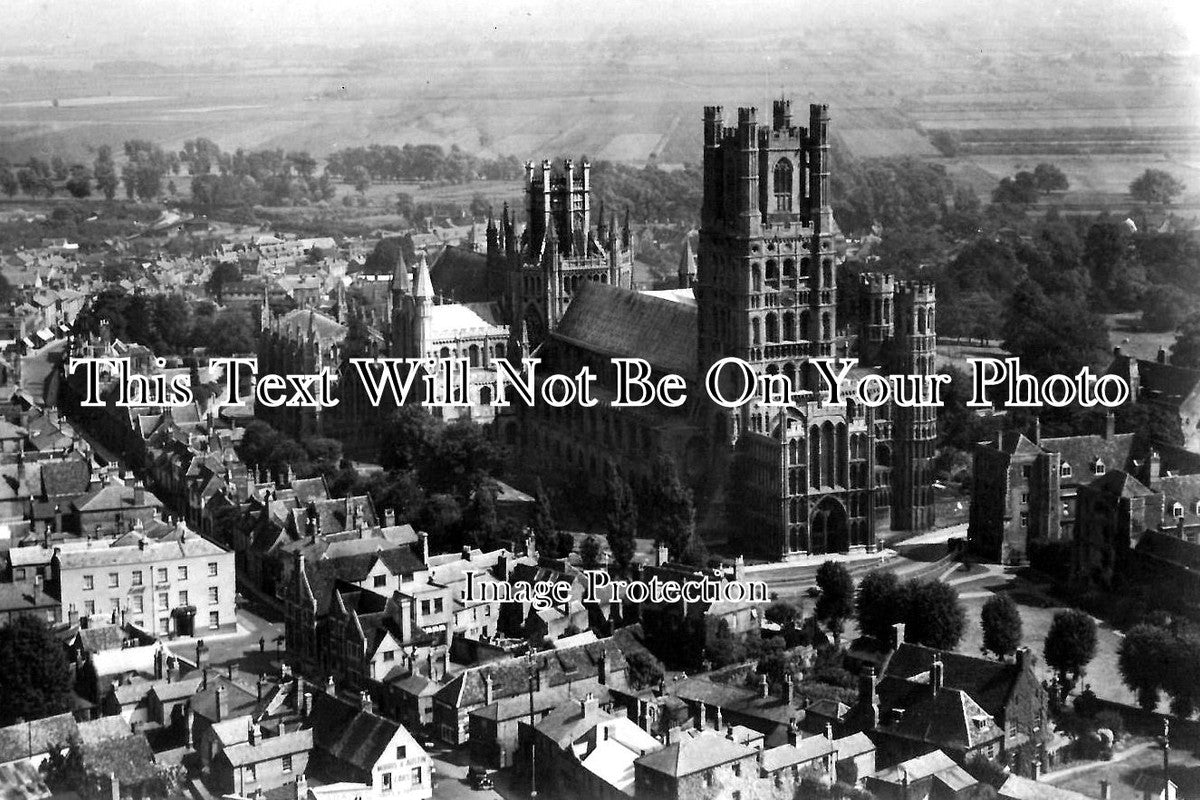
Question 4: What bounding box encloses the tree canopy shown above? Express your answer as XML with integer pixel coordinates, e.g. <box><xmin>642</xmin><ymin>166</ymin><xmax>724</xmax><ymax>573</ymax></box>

<box><xmin>0</xmin><ymin>615</ymin><xmax>73</xmax><ymax>726</ymax></box>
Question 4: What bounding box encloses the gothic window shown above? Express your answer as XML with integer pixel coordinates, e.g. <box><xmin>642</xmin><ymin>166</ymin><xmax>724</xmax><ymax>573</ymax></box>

<box><xmin>752</xmin><ymin>318</ymin><xmax>761</xmax><ymax>346</ymax></box>
<box><xmin>916</xmin><ymin>308</ymin><xmax>927</xmax><ymax>335</ymax></box>
<box><xmin>765</xmin><ymin>313</ymin><xmax>779</xmax><ymax>343</ymax></box>
<box><xmin>773</xmin><ymin>159</ymin><xmax>794</xmax><ymax>211</ymax></box>
<box><xmin>439</xmin><ymin>347</ymin><xmax>451</xmax><ymax>359</ymax></box>
<box><xmin>495</xmin><ymin>343</ymin><xmax>506</xmax><ymax>359</ymax></box>
<box><xmin>751</xmin><ymin>264</ymin><xmax>762</xmax><ymax>292</ymax></box>
<box><xmin>799</xmin><ymin>310</ymin><xmax>810</xmax><ymax>340</ymax></box>
<box><xmin>821</xmin><ymin>312</ymin><xmax>831</xmax><ymax>340</ymax></box>
<box><xmin>783</xmin><ymin>258</ymin><xmax>795</xmax><ymax>283</ymax></box>
<box><xmin>766</xmin><ymin>260</ymin><xmax>779</xmax><ymax>288</ymax></box>
<box><xmin>822</xmin><ymin>258</ymin><xmax>833</xmax><ymax>286</ymax></box>
<box><xmin>468</xmin><ymin>344</ymin><xmax>480</xmax><ymax>367</ymax></box>
<box><xmin>783</xmin><ymin>362</ymin><xmax>796</xmax><ymax>391</ymax></box>
<box><xmin>800</xmin><ymin>257</ymin><xmax>810</xmax><ymax>276</ymax></box>
<box><xmin>783</xmin><ymin>312</ymin><xmax>796</xmax><ymax>341</ymax></box>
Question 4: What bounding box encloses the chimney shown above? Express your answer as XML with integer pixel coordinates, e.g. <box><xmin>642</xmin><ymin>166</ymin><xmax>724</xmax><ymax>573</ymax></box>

<box><xmin>656</xmin><ymin>544</ymin><xmax>669</xmax><ymax>567</ymax></box>
<box><xmin>759</xmin><ymin>674</ymin><xmax>769</xmax><ymax>699</ymax></box>
<box><xmin>294</xmin><ymin>773</ymin><xmax>307</xmax><ymax>800</ymax></box>
<box><xmin>1149</xmin><ymin>449</ymin><xmax>1162</xmax><ymax>487</ymax></box>
<box><xmin>385</xmin><ymin>508</ymin><xmax>396</xmax><ymax>527</ymax></box>
<box><xmin>1158</xmin><ymin>347</ymin><xmax>1167</xmax><ymax>364</ymax></box>
<box><xmin>1030</xmin><ymin>416</ymin><xmax>1041</xmax><ymax>445</ymax></box>
<box><xmin>133</xmin><ymin>480</ymin><xmax>144</xmax><ymax>506</ymax></box>
<box><xmin>248</xmin><ymin>720</ymin><xmax>258</xmax><ymax>745</ymax></box>
<box><xmin>696</xmin><ymin>701</ymin><xmax>707</xmax><ymax>730</ymax></box>
<box><xmin>784</xmin><ymin>674</ymin><xmax>795</xmax><ymax>705</ymax></box>
<box><xmin>1100</xmin><ymin>781</ymin><xmax>1111</xmax><ymax>800</ymax></box>
<box><xmin>892</xmin><ymin>622</ymin><xmax>906</xmax><ymax>649</ymax></box>
<box><xmin>1015</xmin><ymin>647</ymin><xmax>1030</xmax><ymax>670</ymax></box>
<box><xmin>215</xmin><ymin>685</ymin><xmax>227</xmax><ymax>721</ymax></box>
<box><xmin>185</xmin><ymin>705</ymin><xmax>195</xmax><ymax>748</ymax></box>
<box><xmin>256</xmin><ymin>675</ymin><xmax>265</xmax><ymax>703</ymax></box>
<box><xmin>598</xmin><ymin>650</ymin><xmax>609</xmax><ymax>686</ymax></box>
<box><xmin>1105</xmin><ymin>411</ymin><xmax>1116</xmax><ymax>440</ymax></box>
<box><xmin>484</xmin><ymin>673</ymin><xmax>494</xmax><ymax>705</ymax></box>
<box><xmin>859</xmin><ymin>667</ymin><xmax>878</xmax><ymax>708</ymax></box>
<box><xmin>462</xmin><ymin>545</ymin><xmax>471</xmax><ymax>561</ymax></box>
<box><xmin>581</xmin><ymin>693</ymin><xmax>600</xmax><ymax>720</ymax></box>
<box><xmin>360</xmin><ymin>690</ymin><xmax>374</xmax><ymax>715</ymax></box>
<box><xmin>302</xmin><ymin>692</ymin><xmax>313</xmax><ymax>717</ymax></box>
<box><xmin>418</xmin><ymin>531</ymin><xmax>430</xmax><ymax>564</ymax></box>
<box><xmin>715</xmin><ymin>705</ymin><xmax>723</xmax><ymax>731</ymax></box>
<box><xmin>326</xmin><ymin>675</ymin><xmax>336</xmax><ymax>695</ymax></box>
<box><xmin>525</xmin><ymin>534</ymin><xmax>537</xmax><ymax>560</ymax></box>
<box><xmin>931</xmin><ymin>655</ymin><xmax>944</xmax><ymax>696</ymax></box>
<box><xmin>826</xmin><ymin>722</ymin><xmax>834</xmax><ymax>742</ymax></box>
<box><xmin>733</xmin><ymin>554</ymin><xmax>746</xmax><ymax>582</ymax></box>
<box><xmin>108</xmin><ymin>772</ymin><xmax>119</xmax><ymax>800</ymax></box>
<box><xmin>399</xmin><ymin>597</ymin><xmax>414</xmax><ymax>643</ymax></box>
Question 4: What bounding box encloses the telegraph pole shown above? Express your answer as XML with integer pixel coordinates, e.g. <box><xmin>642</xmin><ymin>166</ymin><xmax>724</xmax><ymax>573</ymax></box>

<box><xmin>527</xmin><ymin>647</ymin><xmax>538</xmax><ymax>800</ymax></box>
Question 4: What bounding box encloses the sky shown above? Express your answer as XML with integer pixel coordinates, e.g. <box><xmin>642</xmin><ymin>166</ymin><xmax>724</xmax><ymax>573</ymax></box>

<box><xmin>3</xmin><ymin>0</ymin><xmax>1198</xmax><ymax>56</ymax></box>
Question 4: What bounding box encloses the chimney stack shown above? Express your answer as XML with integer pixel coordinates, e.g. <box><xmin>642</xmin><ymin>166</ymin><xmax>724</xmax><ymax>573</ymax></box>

<box><xmin>581</xmin><ymin>693</ymin><xmax>600</xmax><ymax>720</ymax></box>
<box><xmin>784</xmin><ymin>674</ymin><xmax>795</xmax><ymax>705</ymax></box>
<box><xmin>1100</xmin><ymin>781</ymin><xmax>1111</xmax><ymax>800</ymax></box>
<box><xmin>1158</xmin><ymin>347</ymin><xmax>1167</xmax><ymax>364</ymax></box>
<box><xmin>931</xmin><ymin>655</ymin><xmax>944</xmax><ymax>696</ymax></box>
<box><xmin>385</xmin><ymin>508</ymin><xmax>396</xmax><ymax>527</ymax></box>
<box><xmin>360</xmin><ymin>690</ymin><xmax>374</xmax><ymax>715</ymax></box>
<box><xmin>326</xmin><ymin>675</ymin><xmax>336</xmax><ymax>695</ymax></box>
<box><xmin>302</xmin><ymin>692</ymin><xmax>313</xmax><ymax>717</ymax></box>
<box><xmin>1105</xmin><ymin>411</ymin><xmax>1116</xmax><ymax>440</ymax></box>
<box><xmin>759</xmin><ymin>674</ymin><xmax>769</xmax><ymax>699</ymax></box>
<box><xmin>892</xmin><ymin>622</ymin><xmax>906</xmax><ymax>650</ymax></box>
<box><xmin>215</xmin><ymin>685</ymin><xmax>227</xmax><ymax>721</ymax></box>
<box><xmin>484</xmin><ymin>673</ymin><xmax>494</xmax><ymax>705</ymax></box>
<box><xmin>656</xmin><ymin>544</ymin><xmax>669</xmax><ymax>567</ymax></box>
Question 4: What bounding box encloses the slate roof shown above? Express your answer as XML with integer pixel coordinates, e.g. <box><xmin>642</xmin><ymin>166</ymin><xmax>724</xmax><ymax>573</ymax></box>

<box><xmin>1041</xmin><ymin>433</ymin><xmax>1138</xmax><ymax>487</ymax></box>
<box><xmin>871</xmin><ymin>749</ymin><xmax>976</xmax><ymax>791</ymax></box>
<box><xmin>0</xmin><ymin>582</ymin><xmax>58</xmax><ymax>614</ymax></box>
<box><xmin>999</xmin><ymin>774</ymin><xmax>1098</xmax><ymax>800</ymax></box>
<box><xmin>223</xmin><ymin>728</ymin><xmax>313</xmax><ymax>767</ymax></box>
<box><xmin>553</xmin><ymin>282</ymin><xmax>697</xmax><ymax>378</ymax></box>
<box><xmin>298</xmin><ymin>546</ymin><xmax>424</xmax><ymax>614</ymax></box>
<box><xmin>759</xmin><ymin>735</ymin><xmax>834</xmax><ymax>772</ymax></box>
<box><xmin>635</xmin><ymin>729</ymin><xmax>756</xmax><ymax>777</ymax></box>
<box><xmin>75</xmin><ymin>716</ymin><xmax>133</xmax><ymax>746</ymax></box>
<box><xmin>308</xmin><ymin>690</ymin><xmax>407</xmax><ymax>773</ymax></box>
<box><xmin>53</xmin><ymin>534</ymin><xmax>224</xmax><ymax>570</ymax></box>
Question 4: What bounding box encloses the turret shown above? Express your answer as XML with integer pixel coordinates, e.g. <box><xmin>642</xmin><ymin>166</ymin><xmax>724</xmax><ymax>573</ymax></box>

<box><xmin>736</xmin><ymin>106</ymin><xmax>761</xmax><ymax>236</ymax></box>
<box><xmin>807</xmin><ymin>103</ymin><xmax>832</xmax><ymax>234</ymax></box>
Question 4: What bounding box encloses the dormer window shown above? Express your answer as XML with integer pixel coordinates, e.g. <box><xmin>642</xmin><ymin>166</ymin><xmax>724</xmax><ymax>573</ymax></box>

<box><xmin>1194</xmin><ymin>501</ymin><xmax>1200</xmax><ymax>515</ymax></box>
<box><xmin>1173</xmin><ymin>503</ymin><xmax>1184</xmax><ymax>519</ymax></box>
<box><xmin>1092</xmin><ymin>459</ymin><xmax>1105</xmax><ymax>475</ymax></box>
<box><xmin>1060</xmin><ymin>462</ymin><xmax>1072</xmax><ymax>478</ymax></box>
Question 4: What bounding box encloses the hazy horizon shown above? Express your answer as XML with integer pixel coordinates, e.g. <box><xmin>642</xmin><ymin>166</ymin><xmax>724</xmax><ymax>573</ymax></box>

<box><xmin>3</xmin><ymin>0</ymin><xmax>1198</xmax><ymax>61</ymax></box>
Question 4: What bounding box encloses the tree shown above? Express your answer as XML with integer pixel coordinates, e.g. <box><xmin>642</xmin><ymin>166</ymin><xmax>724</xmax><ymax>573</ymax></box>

<box><xmin>992</xmin><ymin>172</ymin><xmax>1039</xmax><ymax>205</ymax></box>
<box><xmin>0</xmin><ymin>615</ymin><xmax>73</xmax><ymax>725</ymax></box>
<box><xmin>206</xmin><ymin>261</ymin><xmax>241</xmax><ymax>302</ymax></box>
<box><xmin>906</xmin><ymin>581</ymin><xmax>966</xmax><ymax>650</ymax></box>
<box><xmin>1119</xmin><ymin>623</ymin><xmax>1171</xmax><ymax>711</ymax></box>
<box><xmin>1032</xmin><ymin>163</ymin><xmax>1069</xmax><ymax>194</ymax></box>
<box><xmin>531</xmin><ymin>479</ymin><xmax>558</xmax><ymax>557</ymax></box>
<box><xmin>814</xmin><ymin>561</ymin><xmax>855</xmax><ymax>644</ymax></box>
<box><xmin>856</xmin><ymin>571</ymin><xmax>909</xmax><ymax>642</ymax></box>
<box><xmin>1171</xmin><ymin>312</ymin><xmax>1200</xmax><ymax>369</ymax></box>
<box><xmin>1130</xmin><ymin>168</ymin><xmax>1185</xmax><ymax>205</ymax></box>
<box><xmin>764</xmin><ymin>600</ymin><xmax>805</xmax><ymax>626</ymax></box>
<box><xmin>1140</xmin><ymin>285</ymin><xmax>1190</xmax><ymax>333</ymax></box>
<box><xmin>626</xmin><ymin>650</ymin><xmax>665</xmax><ymax>690</ymax></box>
<box><xmin>0</xmin><ymin>167</ymin><xmax>16</xmax><ymax>198</ymax></box>
<box><xmin>1002</xmin><ymin>279</ymin><xmax>1109</xmax><ymax>380</ymax></box>
<box><xmin>378</xmin><ymin>405</ymin><xmax>441</xmax><ymax>472</ymax></box>
<box><xmin>1044</xmin><ymin>610</ymin><xmax>1097</xmax><ymax>691</ymax></box>
<box><xmin>93</xmin><ymin>146</ymin><xmax>119</xmax><ymax>201</ymax></box>
<box><xmin>604</xmin><ymin>461</ymin><xmax>638</xmax><ymax>575</ymax></box>
<box><xmin>981</xmin><ymin>594</ymin><xmax>1023</xmax><ymax>659</ymax></box>
<box><xmin>64</xmin><ymin>164</ymin><xmax>92</xmax><ymax>198</ymax></box>
<box><xmin>580</xmin><ymin>534</ymin><xmax>602</xmax><ymax>570</ymax></box>
<box><xmin>645</xmin><ymin>454</ymin><xmax>699</xmax><ymax>565</ymax></box>
<box><xmin>352</xmin><ymin>165</ymin><xmax>371</xmax><ymax>195</ymax></box>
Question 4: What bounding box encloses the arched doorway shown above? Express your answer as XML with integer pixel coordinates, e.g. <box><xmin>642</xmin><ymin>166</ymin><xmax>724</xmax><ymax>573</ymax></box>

<box><xmin>810</xmin><ymin>496</ymin><xmax>850</xmax><ymax>554</ymax></box>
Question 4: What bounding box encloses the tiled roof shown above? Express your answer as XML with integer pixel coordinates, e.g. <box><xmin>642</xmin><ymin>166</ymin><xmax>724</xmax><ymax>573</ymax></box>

<box><xmin>0</xmin><ymin>582</ymin><xmax>57</xmax><ymax>614</ymax></box>
<box><xmin>871</xmin><ymin>749</ymin><xmax>976</xmax><ymax>790</ymax></box>
<box><xmin>999</xmin><ymin>774</ymin><xmax>1098</xmax><ymax>800</ymax></box>
<box><xmin>1135</xmin><ymin>530</ymin><xmax>1200</xmax><ymax>571</ymax></box>
<box><xmin>884</xmin><ymin>643</ymin><xmax>1028</xmax><ymax>723</ymax></box>
<box><xmin>0</xmin><ymin>713</ymin><xmax>77</xmax><ymax>763</ymax></box>
<box><xmin>429</xmin><ymin>245</ymin><xmax>490</xmax><ymax>303</ymax></box>
<box><xmin>876</xmin><ymin>676</ymin><xmax>1003</xmax><ymax>751</ymax></box>
<box><xmin>553</xmin><ymin>282</ymin><xmax>697</xmax><ymax>378</ymax></box>
<box><xmin>222</xmin><ymin>728</ymin><xmax>312</xmax><ymax>767</ymax></box>
<box><xmin>39</xmin><ymin>456</ymin><xmax>90</xmax><ymax>498</ymax></box>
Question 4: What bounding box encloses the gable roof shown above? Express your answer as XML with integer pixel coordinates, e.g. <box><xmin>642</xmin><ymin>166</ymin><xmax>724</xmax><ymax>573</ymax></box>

<box><xmin>884</xmin><ymin>643</ymin><xmax>1030</xmax><ymax>723</ymax></box>
<box><xmin>553</xmin><ymin>282</ymin><xmax>697</xmax><ymax>378</ymax></box>
<box><xmin>308</xmin><ymin>691</ymin><xmax>409</xmax><ymax>772</ymax></box>
<box><xmin>875</xmin><ymin>676</ymin><xmax>1003</xmax><ymax>751</ymax></box>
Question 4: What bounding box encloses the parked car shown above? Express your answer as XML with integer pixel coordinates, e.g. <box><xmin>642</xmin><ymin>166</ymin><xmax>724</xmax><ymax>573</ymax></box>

<box><xmin>468</xmin><ymin>766</ymin><xmax>493</xmax><ymax>790</ymax></box>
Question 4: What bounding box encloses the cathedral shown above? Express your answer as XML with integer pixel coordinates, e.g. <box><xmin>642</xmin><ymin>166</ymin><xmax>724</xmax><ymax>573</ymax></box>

<box><xmin>485</xmin><ymin>98</ymin><xmax>937</xmax><ymax>559</ymax></box>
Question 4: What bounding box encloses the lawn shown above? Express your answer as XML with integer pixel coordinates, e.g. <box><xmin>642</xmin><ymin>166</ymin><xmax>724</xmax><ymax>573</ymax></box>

<box><xmin>955</xmin><ymin>575</ymin><xmax>1136</xmax><ymax>708</ymax></box>
<box><xmin>1051</xmin><ymin>740</ymin><xmax>1200</xmax><ymax>800</ymax></box>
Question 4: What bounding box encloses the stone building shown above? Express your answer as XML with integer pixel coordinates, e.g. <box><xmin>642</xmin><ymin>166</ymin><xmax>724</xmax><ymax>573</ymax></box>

<box><xmin>503</xmin><ymin>99</ymin><xmax>937</xmax><ymax>558</ymax></box>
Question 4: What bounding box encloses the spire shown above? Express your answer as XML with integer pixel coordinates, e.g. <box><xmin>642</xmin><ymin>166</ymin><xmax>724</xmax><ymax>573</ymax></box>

<box><xmin>414</xmin><ymin>252</ymin><xmax>434</xmax><ymax>300</ymax></box>
<box><xmin>391</xmin><ymin>245</ymin><xmax>410</xmax><ymax>293</ymax></box>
